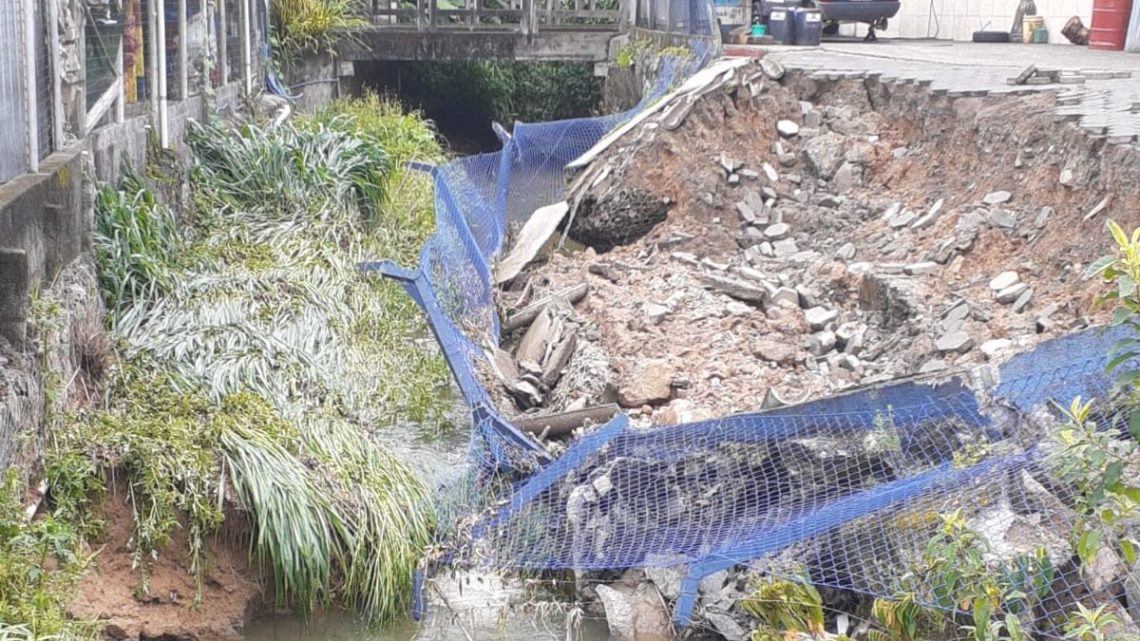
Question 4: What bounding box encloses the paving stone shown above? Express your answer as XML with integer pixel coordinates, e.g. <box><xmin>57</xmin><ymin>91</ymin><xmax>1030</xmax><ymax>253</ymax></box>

<box><xmin>983</xmin><ymin>190</ymin><xmax>1013</xmax><ymax>205</ymax></box>
<box><xmin>936</xmin><ymin>331</ymin><xmax>975</xmax><ymax>354</ymax></box>
<box><xmin>777</xmin><ymin>120</ymin><xmax>801</xmax><ymax>138</ymax></box>
<box><xmin>764</xmin><ymin>223</ymin><xmax>790</xmax><ymax>240</ymax></box>
<box><xmin>980</xmin><ymin>338</ymin><xmax>1012</xmax><ymax>360</ymax></box>
<box><xmin>989</xmin><ymin>271</ymin><xmax>1020</xmax><ymax>291</ymax></box>
<box><xmin>804</xmin><ymin>306</ymin><xmax>838</xmax><ymax>330</ymax></box>
<box><xmin>905</xmin><ymin>261</ymin><xmax>939</xmax><ymax>276</ymax></box>
<box><xmin>1012</xmin><ymin>287</ymin><xmax>1034</xmax><ymax>313</ymax></box>
<box><xmin>996</xmin><ymin>282</ymin><xmax>1029</xmax><ymax>304</ymax></box>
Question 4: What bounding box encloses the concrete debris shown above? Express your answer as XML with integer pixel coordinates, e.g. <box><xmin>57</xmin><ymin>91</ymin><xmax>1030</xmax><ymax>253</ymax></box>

<box><xmin>995</xmin><ymin>282</ymin><xmax>1029</xmax><ymax>304</ymax></box>
<box><xmin>980</xmin><ymin>338</ymin><xmax>1012</xmax><ymax>359</ymax></box>
<box><xmin>618</xmin><ymin>359</ymin><xmax>675</xmax><ymax>407</ymax></box>
<box><xmin>804</xmin><ymin>307</ymin><xmax>838</xmax><ymax>331</ymax></box>
<box><xmin>935</xmin><ymin>331</ymin><xmax>974</xmax><ymax>354</ymax></box>
<box><xmin>596</xmin><ymin>583</ymin><xmax>672</xmax><ymax>641</ymax></box>
<box><xmin>777</xmin><ymin>119</ymin><xmax>800</xmax><ymax>138</ymax></box>
<box><xmin>989</xmin><ymin>271</ymin><xmax>1020</xmax><ymax>292</ymax></box>
<box><xmin>982</xmin><ymin>190</ymin><xmax>1012</xmax><ymax>205</ymax></box>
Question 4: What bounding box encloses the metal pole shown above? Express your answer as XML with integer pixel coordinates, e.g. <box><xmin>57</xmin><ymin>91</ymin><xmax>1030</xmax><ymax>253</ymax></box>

<box><xmin>46</xmin><ymin>0</ymin><xmax>64</xmax><ymax>149</ymax></box>
<box><xmin>242</xmin><ymin>0</ymin><xmax>252</xmax><ymax>94</ymax></box>
<box><xmin>22</xmin><ymin>0</ymin><xmax>39</xmax><ymax>171</ymax></box>
<box><xmin>218</xmin><ymin>0</ymin><xmax>227</xmax><ymax>82</ymax></box>
<box><xmin>157</xmin><ymin>0</ymin><xmax>169</xmax><ymax>148</ymax></box>
<box><xmin>178</xmin><ymin>0</ymin><xmax>187</xmax><ymax>98</ymax></box>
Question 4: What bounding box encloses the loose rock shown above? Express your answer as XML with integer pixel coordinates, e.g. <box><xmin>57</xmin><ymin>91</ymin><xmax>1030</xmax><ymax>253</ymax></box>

<box><xmin>804</xmin><ymin>307</ymin><xmax>838</xmax><ymax>330</ymax></box>
<box><xmin>935</xmin><ymin>331</ymin><xmax>975</xmax><ymax>354</ymax></box>
<box><xmin>989</xmin><ymin>271</ymin><xmax>1020</xmax><ymax>291</ymax></box>
<box><xmin>983</xmin><ymin>190</ymin><xmax>1012</xmax><ymax>205</ymax></box>
<box><xmin>777</xmin><ymin>120</ymin><xmax>801</xmax><ymax>138</ymax></box>
<box><xmin>618</xmin><ymin>359</ymin><xmax>675</xmax><ymax>407</ymax></box>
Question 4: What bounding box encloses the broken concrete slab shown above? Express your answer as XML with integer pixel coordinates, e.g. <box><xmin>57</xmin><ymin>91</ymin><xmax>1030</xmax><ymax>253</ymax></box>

<box><xmin>989</xmin><ymin>271</ymin><xmax>1020</xmax><ymax>291</ymax></box>
<box><xmin>995</xmin><ymin>282</ymin><xmax>1029</xmax><ymax>304</ymax></box>
<box><xmin>804</xmin><ymin>307</ymin><xmax>838</xmax><ymax>330</ymax></box>
<box><xmin>935</xmin><ymin>331</ymin><xmax>974</xmax><ymax>354</ymax></box>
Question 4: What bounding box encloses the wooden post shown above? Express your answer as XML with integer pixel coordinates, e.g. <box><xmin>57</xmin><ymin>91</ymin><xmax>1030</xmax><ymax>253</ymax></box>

<box><xmin>665</xmin><ymin>0</ymin><xmax>674</xmax><ymax>34</ymax></box>
<box><xmin>429</xmin><ymin>0</ymin><xmax>438</xmax><ymax>32</ymax></box>
<box><xmin>46</xmin><ymin>0</ymin><xmax>64</xmax><ymax>151</ymax></box>
<box><xmin>22</xmin><ymin>0</ymin><xmax>39</xmax><ymax>171</ymax></box>
<box><xmin>416</xmin><ymin>0</ymin><xmax>424</xmax><ymax>30</ymax></box>
<box><xmin>115</xmin><ymin>38</ymin><xmax>125</xmax><ymax>122</ymax></box>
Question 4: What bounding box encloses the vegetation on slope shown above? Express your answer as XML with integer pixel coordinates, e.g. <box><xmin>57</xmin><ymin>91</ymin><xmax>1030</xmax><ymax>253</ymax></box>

<box><xmin>1</xmin><ymin>94</ymin><xmax>452</xmax><ymax>637</ymax></box>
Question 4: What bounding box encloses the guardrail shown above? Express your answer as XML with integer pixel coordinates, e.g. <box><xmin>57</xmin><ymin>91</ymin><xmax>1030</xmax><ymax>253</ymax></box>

<box><xmin>365</xmin><ymin>0</ymin><xmax>625</xmax><ymax>32</ymax></box>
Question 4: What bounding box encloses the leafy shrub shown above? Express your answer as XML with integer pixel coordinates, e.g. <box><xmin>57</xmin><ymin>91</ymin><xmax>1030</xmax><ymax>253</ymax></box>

<box><xmin>271</xmin><ymin>0</ymin><xmax>365</xmax><ymax>62</ymax></box>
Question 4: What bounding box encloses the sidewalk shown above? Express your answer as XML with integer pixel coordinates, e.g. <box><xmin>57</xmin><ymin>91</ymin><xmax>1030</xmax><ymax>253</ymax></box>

<box><xmin>726</xmin><ymin>39</ymin><xmax>1140</xmax><ymax>144</ymax></box>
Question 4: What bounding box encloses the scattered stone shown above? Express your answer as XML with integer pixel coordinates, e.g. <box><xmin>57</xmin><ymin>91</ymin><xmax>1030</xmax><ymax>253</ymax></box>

<box><xmin>980</xmin><ymin>338</ymin><xmax>1013</xmax><ymax>360</ymax></box>
<box><xmin>772</xmin><ymin>238</ymin><xmax>799</xmax><ymax>258</ymax></box>
<box><xmin>982</xmin><ymin>190</ymin><xmax>1012</xmax><ymax>205</ymax></box>
<box><xmin>804</xmin><ymin>132</ymin><xmax>847</xmax><ymax>180</ymax></box>
<box><xmin>618</xmin><ymin>359</ymin><xmax>675</xmax><ymax>407</ymax></box>
<box><xmin>794</xmin><ymin>284</ymin><xmax>818</xmax><ymax>309</ymax></box>
<box><xmin>995</xmin><ymin>282</ymin><xmax>1029</xmax><ymax>304</ymax></box>
<box><xmin>804</xmin><ymin>307</ymin><xmax>838</xmax><ymax>330</ymax></box>
<box><xmin>904</xmin><ymin>261</ymin><xmax>939</xmax><ymax>276</ymax></box>
<box><xmin>989</xmin><ymin>271</ymin><xmax>1020</xmax><ymax>291</ymax></box>
<box><xmin>762</xmin><ymin>162</ymin><xmax>779</xmax><ymax>183</ymax></box>
<box><xmin>642</xmin><ymin>302</ymin><xmax>671</xmax><ymax>324</ymax></box>
<box><xmin>935</xmin><ymin>331</ymin><xmax>974</xmax><ymax>354</ymax></box>
<box><xmin>702</xmin><ymin>258</ymin><xmax>729</xmax><ymax>271</ymax></box>
<box><xmin>919</xmin><ymin>358</ymin><xmax>949</xmax><ymax>374</ymax></box>
<box><xmin>942</xmin><ymin>300</ymin><xmax>971</xmax><ymax>323</ymax></box>
<box><xmin>771</xmin><ymin>286</ymin><xmax>799</xmax><ymax>307</ymax></box>
<box><xmin>1012</xmin><ymin>287</ymin><xmax>1034</xmax><ymax>313</ymax></box>
<box><xmin>699</xmin><ymin>273</ymin><xmax>769</xmax><ymax>304</ymax></box>
<box><xmin>990</xmin><ymin>209</ymin><xmax>1017</xmax><ymax>230</ymax></box>
<box><xmin>1035</xmin><ymin>206</ymin><xmax>1054</xmax><ymax>227</ymax></box>
<box><xmin>718</xmin><ymin>153</ymin><xmax>741</xmax><ymax>175</ymax></box>
<box><xmin>762</xmin><ymin>186</ymin><xmax>779</xmax><ymax>202</ymax></box>
<box><xmin>778</xmin><ymin>152</ymin><xmax>798</xmax><ymax>167</ymax></box>
<box><xmin>753</xmin><ymin>338</ymin><xmax>798</xmax><ymax>365</ymax></box>
<box><xmin>818</xmin><ymin>194</ymin><xmax>842</xmax><ymax>208</ymax></box>
<box><xmin>808</xmin><ymin>330</ymin><xmax>837</xmax><ymax>356</ymax></box>
<box><xmin>672</xmin><ymin>251</ymin><xmax>700</xmax><ymax>267</ymax></box>
<box><xmin>887</xmin><ymin>209</ymin><xmax>917</xmax><ymax>229</ymax></box>
<box><xmin>1036</xmin><ymin>303</ymin><xmax>1060</xmax><ymax>333</ymax></box>
<box><xmin>1083</xmin><ymin>195</ymin><xmax>1111</xmax><ymax>221</ymax></box>
<box><xmin>804</xmin><ymin>110</ymin><xmax>823</xmax><ymax>128</ymax></box>
<box><xmin>1060</xmin><ymin>168</ymin><xmax>1075</xmax><ymax>187</ymax></box>
<box><xmin>596</xmin><ymin>583</ymin><xmax>671</xmax><ymax>641</ymax></box>
<box><xmin>727</xmin><ymin>174</ymin><xmax>740</xmax><ymax>185</ymax></box>
<box><xmin>736</xmin><ymin>201</ymin><xmax>758</xmax><ymax>224</ymax></box>
<box><xmin>760</xmin><ymin>241</ymin><xmax>775</xmax><ymax>258</ymax></box>
<box><xmin>835</xmin><ymin>354</ymin><xmax>860</xmax><ymax>371</ymax></box>
<box><xmin>836</xmin><ymin>242</ymin><xmax>857</xmax><ymax>260</ymax></box>
<box><xmin>777</xmin><ymin>119</ymin><xmax>800</xmax><ymax>138</ymax></box>
<box><xmin>764</xmin><ymin>223</ymin><xmax>790</xmax><ymax>240</ymax></box>
<box><xmin>762</xmin><ymin>387</ymin><xmax>787</xmax><ymax>409</ymax></box>
<box><xmin>739</xmin><ymin>168</ymin><xmax>759</xmax><ymax>180</ymax></box>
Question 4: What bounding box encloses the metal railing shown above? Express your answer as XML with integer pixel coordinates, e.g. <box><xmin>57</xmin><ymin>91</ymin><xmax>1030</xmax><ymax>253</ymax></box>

<box><xmin>366</xmin><ymin>0</ymin><xmax>624</xmax><ymax>31</ymax></box>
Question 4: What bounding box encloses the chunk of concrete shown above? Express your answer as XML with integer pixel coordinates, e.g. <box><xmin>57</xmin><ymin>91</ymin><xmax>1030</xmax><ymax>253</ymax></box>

<box><xmin>936</xmin><ymin>331</ymin><xmax>975</xmax><ymax>354</ymax></box>
<box><xmin>777</xmin><ymin>119</ymin><xmax>800</xmax><ymax>138</ymax></box>
<box><xmin>596</xmin><ymin>583</ymin><xmax>672</xmax><ymax>641</ymax></box>
<box><xmin>989</xmin><ymin>271</ymin><xmax>1020</xmax><ymax>291</ymax></box>
<box><xmin>982</xmin><ymin>190</ymin><xmax>1012</xmax><ymax>205</ymax></box>
<box><xmin>804</xmin><ymin>307</ymin><xmax>838</xmax><ymax>330</ymax></box>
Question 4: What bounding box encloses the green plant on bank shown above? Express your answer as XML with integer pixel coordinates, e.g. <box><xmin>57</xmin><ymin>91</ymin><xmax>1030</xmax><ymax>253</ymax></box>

<box><xmin>93</xmin><ymin>167</ymin><xmax>179</xmax><ymax>322</ymax></box>
<box><xmin>739</xmin><ymin>575</ymin><xmax>825</xmax><ymax>641</ymax></box>
<box><xmin>869</xmin><ymin>593</ymin><xmax>941</xmax><ymax>641</ymax></box>
<box><xmin>1065</xmin><ymin>604</ymin><xmax>1124</xmax><ymax>641</ymax></box>
<box><xmin>51</xmin><ymin>98</ymin><xmax>448</xmax><ymax>627</ymax></box>
<box><xmin>270</xmin><ymin>0</ymin><xmax>365</xmax><ymax>63</ymax></box>
<box><xmin>0</xmin><ymin>472</ymin><xmax>99</xmax><ymax>641</ymax></box>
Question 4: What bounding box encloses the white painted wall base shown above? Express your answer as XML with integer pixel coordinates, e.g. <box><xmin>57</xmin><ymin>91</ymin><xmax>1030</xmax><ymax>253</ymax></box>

<box><xmin>886</xmin><ymin>0</ymin><xmax>1093</xmax><ymax>43</ymax></box>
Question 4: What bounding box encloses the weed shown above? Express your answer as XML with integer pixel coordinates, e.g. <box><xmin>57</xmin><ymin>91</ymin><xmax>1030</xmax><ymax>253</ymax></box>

<box><xmin>740</xmin><ymin>575</ymin><xmax>825</xmax><ymax>640</ymax></box>
<box><xmin>271</xmin><ymin>0</ymin><xmax>365</xmax><ymax>63</ymax></box>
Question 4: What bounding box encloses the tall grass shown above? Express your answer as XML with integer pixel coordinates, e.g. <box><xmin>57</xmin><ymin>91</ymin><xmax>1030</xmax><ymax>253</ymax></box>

<box><xmin>271</xmin><ymin>0</ymin><xmax>366</xmax><ymax>62</ymax></box>
<box><xmin>93</xmin><ymin>169</ymin><xmax>179</xmax><ymax>321</ymax></box>
<box><xmin>59</xmin><ymin>100</ymin><xmax>454</xmax><ymax>626</ymax></box>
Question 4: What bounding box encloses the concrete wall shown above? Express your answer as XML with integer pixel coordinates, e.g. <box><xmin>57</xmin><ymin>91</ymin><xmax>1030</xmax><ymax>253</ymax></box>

<box><xmin>887</xmin><ymin>0</ymin><xmax>1094</xmax><ymax>43</ymax></box>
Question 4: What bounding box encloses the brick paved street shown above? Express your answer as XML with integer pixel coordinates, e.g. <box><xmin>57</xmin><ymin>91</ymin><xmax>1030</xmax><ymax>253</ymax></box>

<box><xmin>727</xmin><ymin>41</ymin><xmax>1140</xmax><ymax>145</ymax></box>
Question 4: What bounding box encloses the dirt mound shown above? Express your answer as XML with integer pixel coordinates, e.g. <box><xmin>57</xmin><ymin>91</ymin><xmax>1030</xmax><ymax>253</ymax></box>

<box><xmin>488</xmin><ymin>59</ymin><xmax>1140</xmax><ymax>430</ymax></box>
<box><xmin>68</xmin><ymin>483</ymin><xmax>264</xmax><ymax>641</ymax></box>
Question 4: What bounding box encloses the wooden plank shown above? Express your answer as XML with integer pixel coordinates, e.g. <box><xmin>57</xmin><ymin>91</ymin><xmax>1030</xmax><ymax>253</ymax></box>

<box><xmin>515</xmin><ymin>404</ymin><xmax>620</xmax><ymax>437</ymax></box>
<box><xmin>505</xmin><ymin>283</ymin><xmax>589</xmax><ymax>331</ymax></box>
<box><xmin>495</xmin><ymin>201</ymin><xmax>569</xmax><ymax>284</ymax></box>
<box><xmin>84</xmin><ymin>78</ymin><xmax>123</xmax><ymax>136</ymax></box>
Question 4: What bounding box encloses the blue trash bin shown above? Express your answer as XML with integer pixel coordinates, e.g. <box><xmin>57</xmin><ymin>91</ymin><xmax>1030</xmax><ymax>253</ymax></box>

<box><xmin>768</xmin><ymin>8</ymin><xmax>795</xmax><ymax>43</ymax></box>
<box><xmin>793</xmin><ymin>8</ymin><xmax>823</xmax><ymax>45</ymax></box>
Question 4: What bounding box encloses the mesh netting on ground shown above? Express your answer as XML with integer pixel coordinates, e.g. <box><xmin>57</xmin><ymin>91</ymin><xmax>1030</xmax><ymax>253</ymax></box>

<box><xmin>360</xmin><ymin>11</ymin><xmax>1140</xmax><ymax>637</ymax></box>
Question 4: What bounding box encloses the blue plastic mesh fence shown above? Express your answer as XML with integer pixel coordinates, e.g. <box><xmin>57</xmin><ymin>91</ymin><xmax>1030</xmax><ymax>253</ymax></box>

<box><xmin>359</xmin><ymin>8</ymin><xmax>1140</xmax><ymax>636</ymax></box>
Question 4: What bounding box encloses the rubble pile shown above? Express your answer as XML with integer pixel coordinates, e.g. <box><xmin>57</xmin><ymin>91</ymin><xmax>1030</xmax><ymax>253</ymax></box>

<box><xmin>485</xmin><ymin>58</ymin><xmax>1138</xmax><ymax>432</ymax></box>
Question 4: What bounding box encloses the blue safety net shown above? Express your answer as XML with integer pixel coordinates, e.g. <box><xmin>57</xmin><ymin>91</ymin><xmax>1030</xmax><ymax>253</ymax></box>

<box><xmin>359</xmin><ymin>9</ymin><xmax>1140</xmax><ymax>637</ymax></box>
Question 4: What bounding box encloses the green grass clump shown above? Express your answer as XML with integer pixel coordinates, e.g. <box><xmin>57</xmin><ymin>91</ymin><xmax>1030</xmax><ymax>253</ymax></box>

<box><xmin>53</xmin><ymin>98</ymin><xmax>453</xmax><ymax>628</ymax></box>
<box><xmin>271</xmin><ymin>0</ymin><xmax>366</xmax><ymax>63</ymax></box>
<box><xmin>0</xmin><ymin>472</ymin><xmax>99</xmax><ymax>641</ymax></box>
<box><xmin>93</xmin><ymin>169</ymin><xmax>179</xmax><ymax>322</ymax></box>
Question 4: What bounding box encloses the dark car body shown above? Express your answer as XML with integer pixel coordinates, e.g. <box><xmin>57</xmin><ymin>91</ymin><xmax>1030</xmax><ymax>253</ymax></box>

<box><xmin>813</xmin><ymin>0</ymin><xmax>900</xmax><ymax>24</ymax></box>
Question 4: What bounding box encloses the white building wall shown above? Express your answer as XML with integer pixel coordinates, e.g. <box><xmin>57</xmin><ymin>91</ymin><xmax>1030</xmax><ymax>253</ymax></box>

<box><xmin>887</xmin><ymin>0</ymin><xmax>1094</xmax><ymax>43</ymax></box>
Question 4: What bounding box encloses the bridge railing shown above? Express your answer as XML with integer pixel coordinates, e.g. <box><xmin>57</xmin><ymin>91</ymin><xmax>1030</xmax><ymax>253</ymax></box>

<box><xmin>366</xmin><ymin>0</ymin><xmax>624</xmax><ymax>31</ymax></box>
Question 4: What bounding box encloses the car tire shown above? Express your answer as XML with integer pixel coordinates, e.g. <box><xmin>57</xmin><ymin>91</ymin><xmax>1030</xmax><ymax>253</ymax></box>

<box><xmin>972</xmin><ymin>29</ymin><xmax>1011</xmax><ymax>42</ymax></box>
